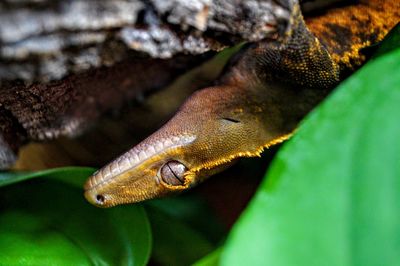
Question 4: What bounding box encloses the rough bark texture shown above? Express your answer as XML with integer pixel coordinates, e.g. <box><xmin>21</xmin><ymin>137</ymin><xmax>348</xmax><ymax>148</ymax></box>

<box><xmin>0</xmin><ymin>0</ymin><xmax>291</xmax><ymax>83</ymax></box>
<box><xmin>0</xmin><ymin>0</ymin><xmax>294</xmax><ymax>169</ymax></box>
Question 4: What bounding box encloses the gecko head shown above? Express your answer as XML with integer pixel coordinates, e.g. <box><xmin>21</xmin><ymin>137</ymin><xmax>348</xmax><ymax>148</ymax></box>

<box><xmin>84</xmin><ymin>86</ymin><xmax>288</xmax><ymax>207</ymax></box>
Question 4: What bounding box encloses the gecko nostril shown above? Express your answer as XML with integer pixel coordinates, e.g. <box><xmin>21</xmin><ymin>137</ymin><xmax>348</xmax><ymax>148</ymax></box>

<box><xmin>96</xmin><ymin>194</ymin><xmax>105</xmax><ymax>204</ymax></box>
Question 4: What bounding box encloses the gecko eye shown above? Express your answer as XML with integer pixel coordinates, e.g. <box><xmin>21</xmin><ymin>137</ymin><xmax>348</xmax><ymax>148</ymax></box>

<box><xmin>160</xmin><ymin>161</ymin><xmax>187</xmax><ymax>186</ymax></box>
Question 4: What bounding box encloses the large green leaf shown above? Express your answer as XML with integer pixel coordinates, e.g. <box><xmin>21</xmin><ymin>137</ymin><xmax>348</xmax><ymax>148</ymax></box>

<box><xmin>221</xmin><ymin>49</ymin><xmax>400</xmax><ymax>265</ymax></box>
<box><xmin>0</xmin><ymin>170</ymin><xmax>152</xmax><ymax>266</ymax></box>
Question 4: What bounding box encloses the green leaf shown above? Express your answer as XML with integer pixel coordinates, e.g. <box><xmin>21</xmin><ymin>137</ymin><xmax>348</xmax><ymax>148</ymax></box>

<box><xmin>147</xmin><ymin>205</ymin><xmax>215</xmax><ymax>266</ymax></box>
<box><xmin>0</xmin><ymin>173</ymin><xmax>152</xmax><ymax>266</ymax></box>
<box><xmin>0</xmin><ymin>166</ymin><xmax>96</xmax><ymax>188</ymax></box>
<box><xmin>193</xmin><ymin>247</ymin><xmax>222</xmax><ymax>266</ymax></box>
<box><xmin>147</xmin><ymin>195</ymin><xmax>225</xmax><ymax>244</ymax></box>
<box><xmin>221</xmin><ymin>49</ymin><xmax>400</xmax><ymax>265</ymax></box>
<box><xmin>372</xmin><ymin>23</ymin><xmax>400</xmax><ymax>58</ymax></box>
<box><xmin>145</xmin><ymin>195</ymin><xmax>225</xmax><ymax>266</ymax></box>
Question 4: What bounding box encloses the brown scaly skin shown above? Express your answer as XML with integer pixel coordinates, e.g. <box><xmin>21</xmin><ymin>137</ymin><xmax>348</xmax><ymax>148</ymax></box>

<box><xmin>84</xmin><ymin>0</ymin><xmax>399</xmax><ymax>207</ymax></box>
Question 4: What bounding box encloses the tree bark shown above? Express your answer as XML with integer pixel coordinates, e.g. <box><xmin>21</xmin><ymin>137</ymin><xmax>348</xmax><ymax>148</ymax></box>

<box><xmin>0</xmin><ymin>0</ymin><xmax>294</xmax><ymax>168</ymax></box>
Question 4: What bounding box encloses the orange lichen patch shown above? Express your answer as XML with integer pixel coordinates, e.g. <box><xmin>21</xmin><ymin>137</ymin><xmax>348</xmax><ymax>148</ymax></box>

<box><xmin>306</xmin><ymin>0</ymin><xmax>400</xmax><ymax>69</ymax></box>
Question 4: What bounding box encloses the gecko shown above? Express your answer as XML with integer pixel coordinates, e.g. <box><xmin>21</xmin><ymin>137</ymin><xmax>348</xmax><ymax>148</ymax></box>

<box><xmin>84</xmin><ymin>0</ymin><xmax>400</xmax><ymax>207</ymax></box>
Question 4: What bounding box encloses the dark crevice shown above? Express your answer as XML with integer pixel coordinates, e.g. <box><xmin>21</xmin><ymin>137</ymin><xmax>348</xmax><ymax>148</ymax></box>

<box><xmin>301</xmin><ymin>0</ymin><xmax>358</xmax><ymax>17</ymax></box>
<box><xmin>0</xmin><ymin>106</ymin><xmax>27</xmax><ymax>152</ymax></box>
